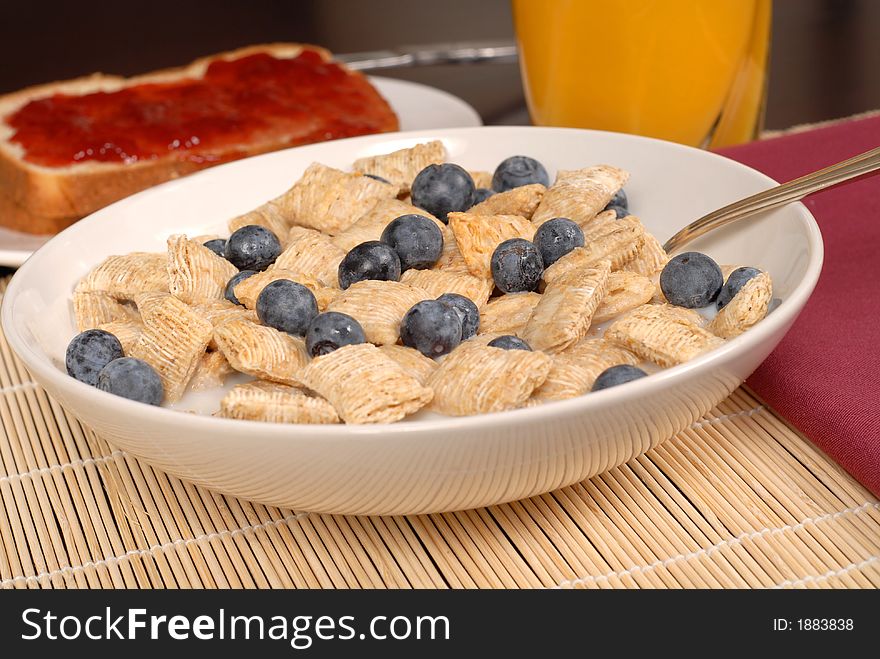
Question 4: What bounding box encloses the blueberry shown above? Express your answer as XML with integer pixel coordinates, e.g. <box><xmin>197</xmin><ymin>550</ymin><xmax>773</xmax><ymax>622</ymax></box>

<box><xmin>717</xmin><ymin>266</ymin><xmax>762</xmax><ymax>309</ymax></box>
<box><xmin>532</xmin><ymin>217</ymin><xmax>585</xmax><ymax>267</ymax></box>
<box><xmin>96</xmin><ymin>357</ymin><xmax>164</xmax><ymax>405</ymax></box>
<box><xmin>491</xmin><ymin>155</ymin><xmax>550</xmax><ymax>192</ymax></box>
<box><xmin>591</xmin><ymin>364</ymin><xmax>648</xmax><ymax>391</ymax></box>
<box><xmin>606</xmin><ymin>188</ymin><xmax>628</xmax><ymax>210</ymax></box>
<box><xmin>411</xmin><ymin>163</ymin><xmax>476</xmax><ymax>222</ymax></box>
<box><xmin>380</xmin><ymin>214</ymin><xmax>444</xmax><ymax>271</ymax></box>
<box><xmin>306</xmin><ymin>311</ymin><xmax>366</xmax><ymax>357</ymax></box>
<box><xmin>65</xmin><ymin>329</ymin><xmax>124</xmax><ymax>386</ymax></box>
<box><xmin>487</xmin><ymin>335</ymin><xmax>531</xmax><ymax>351</ymax></box>
<box><xmin>660</xmin><ymin>252</ymin><xmax>723</xmax><ymax>308</ymax></box>
<box><xmin>364</xmin><ymin>173</ymin><xmax>391</xmax><ymax>184</ymax></box>
<box><xmin>471</xmin><ymin>188</ymin><xmax>495</xmax><ymax>206</ymax></box>
<box><xmin>400</xmin><ymin>300</ymin><xmax>462</xmax><ymax>358</ymax></box>
<box><xmin>490</xmin><ymin>238</ymin><xmax>544</xmax><ymax>293</ymax></box>
<box><xmin>605</xmin><ymin>204</ymin><xmax>629</xmax><ymax>219</ymax></box>
<box><xmin>224</xmin><ymin>270</ymin><xmax>257</xmax><ymax>305</ymax></box>
<box><xmin>437</xmin><ymin>293</ymin><xmax>479</xmax><ymax>340</ymax></box>
<box><xmin>203</xmin><ymin>238</ymin><xmax>227</xmax><ymax>258</ymax></box>
<box><xmin>225</xmin><ymin>225</ymin><xmax>282</xmax><ymax>271</ymax></box>
<box><xmin>256</xmin><ymin>279</ymin><xmax>318</xmax><ymax>336</ymax></box>
<box><xmin>338</xmin><ymin>241</ymin><xmax>401</xmax><ymax>289</ymax></box>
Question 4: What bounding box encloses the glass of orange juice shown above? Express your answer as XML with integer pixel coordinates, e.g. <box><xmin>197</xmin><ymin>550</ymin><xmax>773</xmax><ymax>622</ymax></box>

<box><xmin>511</xmin><ymin>0</ymin><xmax>771</xmax><ymax>148</ymax></box>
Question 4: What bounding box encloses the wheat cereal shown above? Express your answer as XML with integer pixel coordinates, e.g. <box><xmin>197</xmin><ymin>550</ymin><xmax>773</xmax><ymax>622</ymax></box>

<box><xmin>428</xmin><ymin>343</ymin><xmax>551</xmax><ymax>415</ymax></box>
<box><xmin>332</xmin><ymin>198</ymin><xmax>443</xmax><ymax>252</ymax></box>
<box><xmin>592</xmin><ymin>271</ymin><xmax>655</xmax><ymax>324</ymax></box>
<box><xmin>272</xmin><ymin>228</ymin><xmax>346</xmax><ymax>288</ymax></box>
<box><xmin>271</xmin><ymin>162</ymin><xmax>398</xmax><ymax>235</ymax></box>
<box><xmin>522</xmin><ymin>261</ymin><xmax>611</xmax><ymax>353</ymax></box>
<box><xmin>532</xmin><ymin>165</ymin><xmax>629</xmax><ymax>227</ymax></box>
<box><xmin>213</xmin><ymin>318</ymin><xmax>309</xmax><ymax>386</ymax></box>
<box><xmin>448</xmin><ymin>212</ymin><xmax>536</xmax><ymax>278</ymax></box>
<box><xmin>352</xmin><ymin>140</ymin><xmax>446</xmax><ymax>192</ymax></box>
<box><xmin>708</xmin><ymin>271</ymin><xmax>772</xmax><ymax>339</ymax></box>
<box><xmin>605</xmin><ymin>304</ymin><xmax>724</xmax><ymax>367</ymax></box>
<box><xmin>127</xmin><ymin>294</ymin><xmax>213</xmax><ymax>402</ymax></box>
<box><xmin>377</xmin><ymin>345</ymin><xmax>439</xmax><ymax>385</ymax></box>
<box><xmin>531</xmin><ymin>338</ymin><xmax>640</xmax><ymax>401</ymax></box>
<box><xmin>75</xmin><ymin>252</ymin><xmax>168</xmax><ymax>299</ymax></box>
<box><xmin>218</xmin><ymin>381</ymin><xmax>340</xmax><ymax>424</ymax></box>
<box><xmin>166</xmin><ymin>234</ymin><xmax>239</xmax><ymax>305</ymax></box>
<box><xmin>299</xmin><ymin>343</ymin><xmax>433</xmax><ymax>424</ymax></box>
<box><xmin>326</xmin><ymin>280</ymin><xmax>431</xmax><ymax>345</ymax></box>
<box><xmin>400</xmin><ymin>268</ymin><xmax>494</xmax><ymax>307</ymax></box>
<box><xmin>478</xmin><ymin>292</ymin><xmax>542</xmax><ymax>336</ymax></box>
<box><xmin>468</xmin><ymin>184</ymin><xmax>546</xmax><ymax>219</ymax></box>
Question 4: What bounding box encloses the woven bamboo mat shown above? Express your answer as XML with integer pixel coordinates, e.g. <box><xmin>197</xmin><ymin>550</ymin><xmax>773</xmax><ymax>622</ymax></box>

<box><xmin>1</xmin><ymin>280</ymin><xmax>878</xmax><ymax>589</ymax></box>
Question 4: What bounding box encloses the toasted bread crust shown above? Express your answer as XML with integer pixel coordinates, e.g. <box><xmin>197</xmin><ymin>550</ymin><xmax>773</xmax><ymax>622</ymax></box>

<box><xmin>0</xmin><ymin>43</ymin><xmax>398</xmax><ymax>234</ymax></box>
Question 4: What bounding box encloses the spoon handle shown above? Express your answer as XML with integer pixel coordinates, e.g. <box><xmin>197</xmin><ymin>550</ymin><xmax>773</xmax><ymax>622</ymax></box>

<box><xmin>662</xmin><ymin>145</ymin><xmax>880</xmax><ymax>253</ymax></box>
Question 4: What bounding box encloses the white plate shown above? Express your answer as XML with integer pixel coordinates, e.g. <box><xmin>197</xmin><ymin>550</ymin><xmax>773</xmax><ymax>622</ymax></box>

<box><xmin>0</xmin><ymin>76</ymin><xmax>481</xmax><ymax>267</ymax></box>
<box><xmin>1</xmin><ymin>126</ymin><xmax>823</xmax><ymax>515</ymax></box>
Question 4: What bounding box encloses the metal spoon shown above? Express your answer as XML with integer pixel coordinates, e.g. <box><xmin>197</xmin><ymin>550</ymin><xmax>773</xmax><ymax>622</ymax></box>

<box><xmin>663</xmin><ymin>145</ymin><xmax>880</xmax><ymax>253</ymax></box>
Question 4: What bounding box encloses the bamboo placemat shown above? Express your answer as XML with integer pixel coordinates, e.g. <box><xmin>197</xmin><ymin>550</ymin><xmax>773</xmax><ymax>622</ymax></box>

<box><xmin>0</xmin><ymin>279</ymin><xmax>877</xmax><ymax>589</ymax></box>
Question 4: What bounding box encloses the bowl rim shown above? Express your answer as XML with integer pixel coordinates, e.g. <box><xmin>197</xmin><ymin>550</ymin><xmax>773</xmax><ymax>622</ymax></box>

<box><xmin>1</xmin><ymin>125</ymin><xmax>824</xmax><ymax>439</ymax></box>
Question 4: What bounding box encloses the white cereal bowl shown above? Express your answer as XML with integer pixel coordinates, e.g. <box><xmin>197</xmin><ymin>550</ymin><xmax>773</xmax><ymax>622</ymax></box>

<box><xmin>1</xmin><ymin>127</ymin><xmax>823</xmax><ymax>516</ymax></box>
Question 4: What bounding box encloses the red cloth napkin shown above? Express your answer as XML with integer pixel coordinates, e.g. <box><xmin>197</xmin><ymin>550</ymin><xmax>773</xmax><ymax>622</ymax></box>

<box><xmin>716</xmin><ymin>115</ymin><xmax>880</xmax><ymax>498</ymax></box>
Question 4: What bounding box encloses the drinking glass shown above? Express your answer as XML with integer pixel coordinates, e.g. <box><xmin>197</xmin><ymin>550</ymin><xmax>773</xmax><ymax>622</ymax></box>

<box><xmin>511</xmin><ymin>0</ymin><xmax>772</xmax><ymax>148</ymax></box>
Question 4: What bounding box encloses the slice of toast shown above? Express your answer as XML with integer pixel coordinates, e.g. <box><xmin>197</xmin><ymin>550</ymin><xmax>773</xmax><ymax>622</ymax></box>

<box><xmin>0</xmin><ymin>43</ymin><xmax>399</xmax><ymax>235</ymax></box>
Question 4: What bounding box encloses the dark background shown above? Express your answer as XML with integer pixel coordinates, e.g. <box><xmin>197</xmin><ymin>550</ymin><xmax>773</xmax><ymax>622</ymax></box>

<box><xmin>1</xmin><ymin>0</ymin><xmax>878</xmax><ymax>130</ymax></box>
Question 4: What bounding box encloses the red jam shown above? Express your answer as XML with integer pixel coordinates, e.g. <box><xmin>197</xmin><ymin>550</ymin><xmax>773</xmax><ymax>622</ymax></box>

<box><xmin>6</xmin><ymin>50</ymin><xmax>397</xmax><ymax>168</ymax></box>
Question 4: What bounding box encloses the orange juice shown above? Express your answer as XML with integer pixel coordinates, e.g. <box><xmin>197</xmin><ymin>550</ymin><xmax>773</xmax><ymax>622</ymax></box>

<box><xmin>512</xmin><ymin>0</ymin><xmax>771</xmax><ymax>148</ymax></box>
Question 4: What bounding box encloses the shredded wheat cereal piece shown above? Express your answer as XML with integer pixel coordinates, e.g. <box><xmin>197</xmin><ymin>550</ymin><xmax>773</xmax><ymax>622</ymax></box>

<box><xmin>299</xmin><ymin>343</ymin><xmax>433</xmax><ymax>424</ymax></box>
<box><xmin>352</xmin><ymin>140</ymin><xmax>446</xmax><ymax>192</ymax></box>
<box><xmin>708</xmin><ymin>271</ymin><xmax>772</xmax><ymax>339</ymax></box>
<box><xmin>191</xmin><ymin>299</ymin><xmax>257</xmax><ymax>349</ymax></box>
<box><xmin>227</xmin><ymin>203</ymin><xmax>289</xmax><ymax>241</ymax></box>
<box><xmin>127</xmin><ymin>295</ymin><xmax>213</xmax><ymax>402</ymax></box>
<box><xmin>75</xmin><ymin>252</ymin><xmax>168</xmax><ymax>299</ymax></box>
<box><xmin>326</xmin><ymin>280</ymin><xmax>430</xmax><ymax>345</ymax></box>
<box><xmin>651</xmin><ymin>304</ymin><xmax>706</xmax><ymax>327</ymax></box>
<box><xmin>532</xmin><ymin>338</ymin><xmax>640</xmax><ymax>401</ymax></box>
<box><xmin>400</xmin><ymin>269</ymin><xmax>494</xmax><ymax>307</ymax></box>
<box><xmin>96</xmin><ymin>319</ymin><xmax>143</xmax><ymax>354</ymax></box>
<box><xmin>532</xmin><ymin>166</ymin><xmax>629</xmax><ymax>227</ymax></box>
<box><xmin>432</xmin><ymin>227</ymin><xmax>471</xmax><ymax>274</ymax></box>
<box><xmin>605</xmin><ymin>304</ymin><xmax>723</xmax><ymax>367</ymax></box>
<box><xmin>270</xmin><ymin>163</ymin><xmax>397</xmax><ymax>235</ymax></box>
<box><xmin>543</xmin><ymin>217</ymin><xmax>644</xmax><ymax>283</ymax></box>
<box><xmin>580</xmin><ymin>211</ymin><xmax>622</xmax><ymax>243</ymax></box>
<box><xmin>468</xmin><ymin>171</ymin><xmax>493</xmax><ymax>189</ymax></box>
<box><xmin>478</xmin><ymin>292</ymin><xmax>542</xmax><ymax>335</ymax></box>
<box><xmin>189</xmin><ymin>350</ymin><xmax>235</xmax><ymax>391</ymax></box>
<box><xmin>166</xmin><ymin>234</ymin><xmax>239</xmax><ymax>305</ymax></box>
<box><xmin>73</xmin><ymin>291</ymin><xmax>139</xmax><ymax>331</ymax></box>
<box><xmin>232</xmin><ymin>268</ymin><xmax>336</xmax><ymax>311</ymax></box>
<box><xmin>219</xmin><ymin>381</ymin><xmax>340</xmax><ymax>424</ymax></box>
<box><xmin>448</xmin><ymin>212</ymin><xmax>536</xmax><ymax>278</ymax></box>
<box><xmin>427</xmin><ymin>343</ymin><xmax>551</xmax><ymax>415</ymax></box>
<box><xmin>213</xmin><ymin>318</ymin><xmax>309</xmax><ymax>386</ymax></box>
<box><xmin>522</xmin><ymin>261</ymin><xmax>611</xmax><ymax>353</ymax></box>
<box><xmin>332</xmin><ymin>198</ymin><xmax>443</xmax><ymax>252</ymax></box>
<box><xmin>623</xmin><ymin>232</ymin><xmax>669</xmax><ymax>277</ymax></box>
<box><xmin>378</xmin><ymin>344</ymin><xmax>438</xmax><ymax>385</ymax></box>
<box><xmin>271</xmin><ymin>228</ymin><xmax>346</xmax><ymax>288</ymax></box>
<box><xmin>592</xmin><ymin>271</ymin><xmax>655</xmax><ymax>324</ymax></box>
<box><xmin>468</xmin><ymin>184</ymin><xmax>546</xmax><ymax>219</ymax></box>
